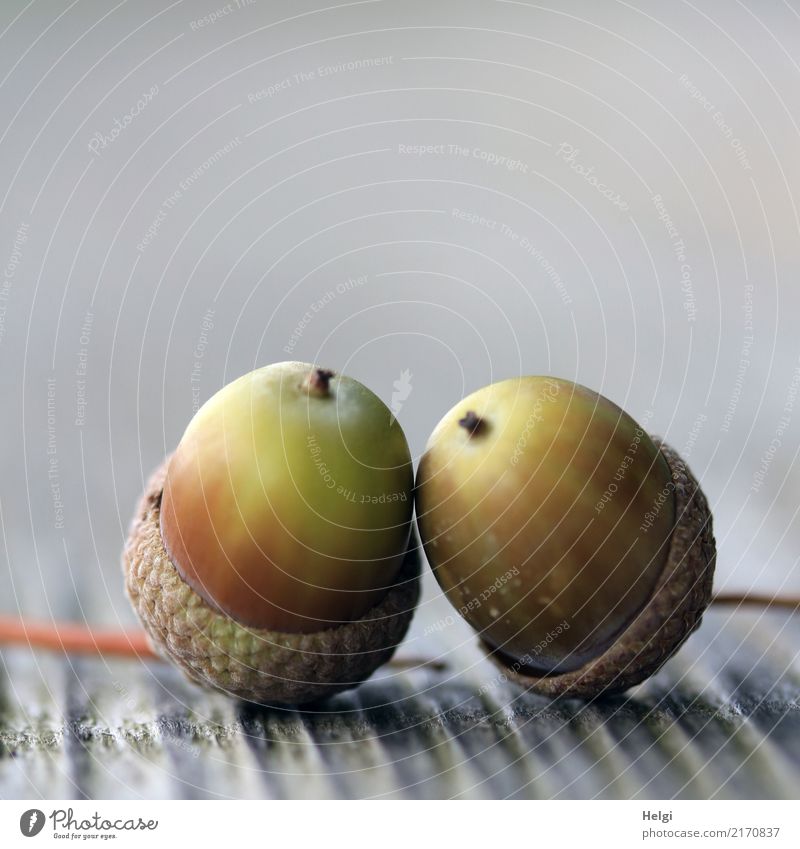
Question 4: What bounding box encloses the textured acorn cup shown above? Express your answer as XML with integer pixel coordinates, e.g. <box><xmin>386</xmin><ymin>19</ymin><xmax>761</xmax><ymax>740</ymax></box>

<box><xmin>415</xmin><ymin>377</ymin><xmax>716</xmax><ymax>700</ymax></box>
<box><xmin>123</xmin><ymin>362</ymin><xmax>419</xmax><ymax>705</ymax></box>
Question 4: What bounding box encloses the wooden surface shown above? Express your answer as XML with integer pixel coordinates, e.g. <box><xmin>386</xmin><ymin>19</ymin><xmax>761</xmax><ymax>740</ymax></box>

<box><xmin>2</xmin><ymin>607</ymin><xmax>798</xmax><ymax>799</ymax></box>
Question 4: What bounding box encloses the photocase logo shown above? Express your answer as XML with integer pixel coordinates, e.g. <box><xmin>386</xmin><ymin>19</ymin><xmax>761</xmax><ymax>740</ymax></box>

<box><xmin>19</xmin><ymin>809</ymin><xmax>45</xmax><ymax>837</ymax></box>
<box><xmin>389</xmin><ymin>369</ymin><xmax>413</xmax><ymax>423</ymax></box>
<box><xmin>14</xmin><ymin>807</ymin><xmax>159</xmax><ymax>838</ymax></box>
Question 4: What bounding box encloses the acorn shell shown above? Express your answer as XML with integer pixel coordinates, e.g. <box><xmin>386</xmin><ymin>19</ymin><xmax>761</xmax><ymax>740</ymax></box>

<box><xmin>482</xmin><ymin>440</ymin><xmax>716</xmax><ymax>699</ymax></box>
<box><xmin>123</xmin><ymin>460</ymin><xmax>420</xmax><ymax>706</ymax></box>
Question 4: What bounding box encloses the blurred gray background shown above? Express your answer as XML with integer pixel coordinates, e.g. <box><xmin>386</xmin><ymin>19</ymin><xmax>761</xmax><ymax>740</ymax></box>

<box><xmin>1</xmin><ymin>0</ymin><xmax>800</xmax><ymax>799</ymax></box>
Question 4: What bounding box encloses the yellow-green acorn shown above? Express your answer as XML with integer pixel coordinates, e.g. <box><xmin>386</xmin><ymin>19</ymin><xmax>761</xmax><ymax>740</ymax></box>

<box><xmin>124</xmin><ymin>362</ymin><xmax>419</xmax><ymax>705</ymax></box>
<box><xmin>415</xmin><ymin>376</ymin><xmax>716</xmax><ymax>698</ymax></box>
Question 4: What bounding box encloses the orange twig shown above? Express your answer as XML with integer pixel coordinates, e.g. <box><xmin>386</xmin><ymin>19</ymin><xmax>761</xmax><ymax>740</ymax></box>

<box><xmin>3</xmin><ymin>594</ymin><xmax>796</xmax><ymax>667</ymax></box>
<box><xmin>0</xmin><ymin>616</ymin><xmax>157</xmax><ymax>659</ymax></box>
<box><xmin>0</xmin><ymin>616</ymin><xmax>446</xmax><ymax>671</ymax></box>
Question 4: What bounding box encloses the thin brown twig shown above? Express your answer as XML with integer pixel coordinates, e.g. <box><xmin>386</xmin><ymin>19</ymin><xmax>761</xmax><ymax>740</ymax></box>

<box><xmin>710</xmin><ymin>593</ymin><xmax>800</xmax><ymax>611</ymax></box>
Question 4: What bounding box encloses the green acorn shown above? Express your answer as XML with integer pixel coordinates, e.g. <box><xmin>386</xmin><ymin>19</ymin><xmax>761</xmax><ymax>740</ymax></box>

<box><xmin>124</xmin><ymin>362</ymin><xmax>419</xmax><ymax>705</ymax></box>
<box><xmin>415</xmin><ymin>376</ymin><xmax>716</xmax><ymax>698</ymax></box>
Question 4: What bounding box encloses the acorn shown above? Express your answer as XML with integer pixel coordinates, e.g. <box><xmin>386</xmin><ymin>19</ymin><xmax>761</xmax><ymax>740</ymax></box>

<box><xmin>123</xmin><ymin>362</ymin><xmax>419</xmax><ymax>705</ymax></box>
<box><xmin>415</xmin><ymin>376</ymin><xmax>716</xmax><ymax>699</ymax></box>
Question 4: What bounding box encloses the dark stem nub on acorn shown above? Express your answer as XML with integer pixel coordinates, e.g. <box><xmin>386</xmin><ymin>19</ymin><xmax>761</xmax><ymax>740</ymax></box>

<box><xmin>302</xmin><ymin>368</ymin><xmax>335</xmax><ymax>397</ymax></box>
<box><xmin>459</xmin><ymin>410</ymin><xmax>486</xmax><ymax>436</ymax></box>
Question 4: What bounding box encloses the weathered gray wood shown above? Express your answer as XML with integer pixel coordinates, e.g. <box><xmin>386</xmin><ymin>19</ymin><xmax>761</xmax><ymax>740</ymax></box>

<box><xmin>2</xmin><ymin>609</ymin><xmax>798</xmax><ymax>799</ymax></box>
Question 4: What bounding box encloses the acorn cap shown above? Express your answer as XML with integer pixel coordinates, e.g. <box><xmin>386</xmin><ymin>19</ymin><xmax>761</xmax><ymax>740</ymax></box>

<box><xmin>123</xmin><ymin>460</ymin><xmax>421</xmax><ymax>706</ymax></box>
<box><xmin>481</xmin><ymin>440</ymin><xmax>716</xmax><ymax>699</ymax></box>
